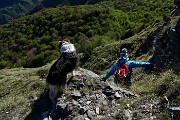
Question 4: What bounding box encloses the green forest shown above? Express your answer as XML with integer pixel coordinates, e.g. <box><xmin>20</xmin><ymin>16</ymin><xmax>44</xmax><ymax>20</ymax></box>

<box><xmin>0</xmin><ymin>0</ymin><xmax>42</xmax><ymax>25</ymax></box>
<box><xmin>0</xmin><ymin>0</ymin><xmax>174</xmax><ymax>69</ymax></box>
<box><xmin>0</xmin><ymin>0</ymin><xmax>104</xmax><ymax>25</ymax></box>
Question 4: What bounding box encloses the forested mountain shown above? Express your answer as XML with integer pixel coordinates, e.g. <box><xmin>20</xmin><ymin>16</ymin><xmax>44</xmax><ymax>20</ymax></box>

<box><xmin>0</xmin><ymin>0</ymin><xmax>42</xmax><ymax>25</ymax></box>
<box><xmin>0</xmin><ymin>0</ymin><xmax>174</xmax><ymax>69</ymax></box>
<box><xmin>0</xmin><ymin>0</ymin><xmax>105</xmax><ymax>25</ymax></box>
<box><xmin>42</xmin><ymin>0</ymin><xmax>104</xmax><ymax>7</ymax></box>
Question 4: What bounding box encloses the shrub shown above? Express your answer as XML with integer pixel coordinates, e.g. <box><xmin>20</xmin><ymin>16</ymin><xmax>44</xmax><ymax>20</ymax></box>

<box><xmin>86</xmin><ymin>29</ymin><xmax>94</xmax><ymax>37</ymax></box>
<box><xmin>0</xmin><ymin>60</ymin><xmax>7</xmax><ymax>69</ymax></box>
<box><xmin>31</xmin><ymin>53</ymin><xmax>45</xmax><ymax>67</ymax></box>
<box><xmin>14</xmin><ymin>59</ymin><xmax>26</xmax><ymax>68</ymax></box>
<box><xmin>36</xmin><ymin>69</ymin><xmax>49</xmax><ymax>77</ymax></box>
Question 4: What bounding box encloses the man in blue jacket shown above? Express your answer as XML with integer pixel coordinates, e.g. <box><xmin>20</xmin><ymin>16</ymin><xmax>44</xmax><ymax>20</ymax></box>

<box><xmin>102</xmin><ymin>48</ymin><xmax>153</xmax><ymax>86</ymax></box>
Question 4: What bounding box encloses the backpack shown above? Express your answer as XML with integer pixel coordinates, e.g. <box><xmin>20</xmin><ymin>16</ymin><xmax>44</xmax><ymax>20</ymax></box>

<box><xmin>114</xmin><ymin>64</ymin><xmax>129</xmax><ymax>84</ymax></box>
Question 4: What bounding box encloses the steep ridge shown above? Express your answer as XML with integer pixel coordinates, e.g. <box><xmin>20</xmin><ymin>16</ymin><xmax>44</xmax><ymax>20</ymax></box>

<box><xmin>83</xmin><ymin>16</ymin><xmax>180</xmax><ymax>73</ymax></box>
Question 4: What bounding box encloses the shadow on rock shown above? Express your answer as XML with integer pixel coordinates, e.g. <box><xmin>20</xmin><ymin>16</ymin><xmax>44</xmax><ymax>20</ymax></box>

<box><xmin>25</xmin><ymin>90</ymin><xmax>52</xmax><ymax>120</ymax></box>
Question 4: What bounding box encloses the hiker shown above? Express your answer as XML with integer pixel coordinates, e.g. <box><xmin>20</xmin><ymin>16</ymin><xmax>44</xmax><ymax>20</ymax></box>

<box><xmin>102</xmin><ymin>48</ymin><xmax>153</xmax><ymax>86</ymax></box>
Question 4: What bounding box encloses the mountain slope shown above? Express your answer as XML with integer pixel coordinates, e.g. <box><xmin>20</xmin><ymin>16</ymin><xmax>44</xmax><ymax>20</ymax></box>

<box><xmin>0</xmin><ymin>0</ymin><xmax>105</xmax><ymax>25</ymax></box>
<box><xmin>0</xmin><ymin>0</ymin><xmax>174</xmax><ymax>69</ymax></box>
<box><xmin>0</xmin><ymin>15</ymin><xmax>179</xmax><ymax>120</ymax></box>
<box><xmin>41</xmin><ymin>0</ymin><xmax>104</xmax><ymax>7</ymax></box>
<box><xmin>0</xmin><ymin>0</ymin><xmax>42</xmax><ymax>25</ymax></box>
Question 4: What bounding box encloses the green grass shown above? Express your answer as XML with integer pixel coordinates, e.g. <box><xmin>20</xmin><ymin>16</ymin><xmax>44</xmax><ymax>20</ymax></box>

<box><xmin>0</xmin><ymin>15</ymin><xmax>179</xmax><ymax>119</ymax></box>
<box><xmin>0</xmin><ymin>64</ymin><xmax>51</xmax><ymax>118</ymax></box>
<box><xmin>0</xmin><ymin>54</ymin><xmax>179</xmax><ymax>120</ymax></box>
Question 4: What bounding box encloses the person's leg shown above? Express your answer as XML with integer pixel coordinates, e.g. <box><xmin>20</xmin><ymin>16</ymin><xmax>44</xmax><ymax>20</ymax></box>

<box><xmin>114</xmin><ymin>75</ymin><xmax>118</xmax><ymax>84</ymax></box>
<box><xmin>124</xmin><ymin>74</ymin><xmax>132</xmax><ymax>86</ymax></box>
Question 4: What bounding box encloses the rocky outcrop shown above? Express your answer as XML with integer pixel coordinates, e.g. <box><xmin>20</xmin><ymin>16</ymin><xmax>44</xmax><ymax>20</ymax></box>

<box><xmin>151</xmin><ymin>16</ymin><xmax>180</xmax><ymax>70</ymax></box>
<box><xmin>39</xmin><ymin>17</ymin><xmax>180</xmax><ymax>120</ymax></box>
<box><xmin>41</xmin><ymin>68</ymin><xmax>161</xmax><ymax>120</ymax></box>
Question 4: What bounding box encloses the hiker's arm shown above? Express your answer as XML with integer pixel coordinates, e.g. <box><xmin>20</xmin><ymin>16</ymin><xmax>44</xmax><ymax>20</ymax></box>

<box><xmin>130</xmin><ymin>61</ymin><xmax>153</xmax><ymax>68</ymax></box>
<box><xmin>103</xmin><ymin>63</ymin><xmax>118</xmax><ymax>80</ymax></box>
<box><xmin>103</xmin><ymin>57</ymin><xmax>129</xmax><ymax>81</ymax></box>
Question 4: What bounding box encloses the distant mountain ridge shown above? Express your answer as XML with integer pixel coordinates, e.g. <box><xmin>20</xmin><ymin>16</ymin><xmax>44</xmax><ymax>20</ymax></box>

<box><xmin>0</xmin><ymin>0</ymin><xmax>104</xmax><ymax>25</ymax></box>
<box><xmin>42</xmin><ymin>0</ymin><xmax>104</xmax><ymax>7</ymax></box>
<box><xmin>0</xmin><ymin>0</ymin><xmax>41</xmax><ymax>25</ymax></box>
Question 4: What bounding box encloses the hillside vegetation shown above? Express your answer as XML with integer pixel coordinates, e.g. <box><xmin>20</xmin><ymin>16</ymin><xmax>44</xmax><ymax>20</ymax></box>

<box><xmin>0</xmin><ymin>0</ymin><xmax>179</xmax><ymax>119</ymax></box>
<box><xmin>0</xmin><ymin>20</ymin><xmax>179</xmax><ymax>118</ymax></box>
<box><xmin>0</xmin><ymin>0</ymin><xmax>42</xmax><ymax>25</ymax></box>
<box><xmin>0</xmin><ymin>62</ymin><xmax>179</xmax><ymax>119</ymax></box>
<box><xmin>0</xmin><ymin>0</ymin><xmax>174</xmax><ymax>69</ymax></box>
<box><xmin>41</xmin><ymin>0</ymin><xmax>104</xmax><ymax>7</ymax></box>
<box><xmin>0</xmin><ymin>0</ymin><xmax>105</xmax><ymax>25</ymax></box>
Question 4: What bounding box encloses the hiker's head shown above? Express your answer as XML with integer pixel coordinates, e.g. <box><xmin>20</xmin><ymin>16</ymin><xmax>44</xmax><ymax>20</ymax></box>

<box><xmin>120</xmin><ymin>48</ymin><xmax>128</xmax><ymax>57</ymax></box>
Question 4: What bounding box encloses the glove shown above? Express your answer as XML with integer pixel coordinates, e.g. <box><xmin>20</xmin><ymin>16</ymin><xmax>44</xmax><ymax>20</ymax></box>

<box><xmin>101</xmin><ymin>77</ymin><xmax>106</xmax><ymax>82</ymax></box>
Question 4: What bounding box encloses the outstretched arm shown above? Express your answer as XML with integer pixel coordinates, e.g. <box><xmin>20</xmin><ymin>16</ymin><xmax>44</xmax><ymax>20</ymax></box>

<box><xmin>128</xmin><ymin>61</ymin><xmax>153</xmax><ymax>68</ymax></box>
<box><xmin>103</xmin><ymin>63</ymin><xmax>118</xmax><ymax>80</ymax></box>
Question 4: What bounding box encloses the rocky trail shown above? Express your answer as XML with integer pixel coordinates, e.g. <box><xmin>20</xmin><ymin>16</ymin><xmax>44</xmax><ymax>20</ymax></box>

<box><xmin>37</xmin><ymin>68</ymin><xmax>164</xmax><ymax>120</ymax></box>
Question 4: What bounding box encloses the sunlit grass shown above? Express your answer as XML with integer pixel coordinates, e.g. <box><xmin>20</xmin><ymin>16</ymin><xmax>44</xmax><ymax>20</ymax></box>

<box><xmin>0</xmin><ymin>65</ymin><xmax>51</xmax><ymax>118</ymax></box>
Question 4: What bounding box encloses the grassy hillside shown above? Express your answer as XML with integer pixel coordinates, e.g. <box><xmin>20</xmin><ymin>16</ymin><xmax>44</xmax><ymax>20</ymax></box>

<box><xmin>0</xmin><ymin>65</ymin><xmax>179</xmax><ymax>119</ymax></box>
<box><xmin>0</xmin><ymin>0</ymin><xmax>179</xmax><ymax>120</ymax></box>
<box><xmin>0</xmin><ymin>65</ymin><xmax>50</xmax><ymax>119</ymax></box>
<box><xmin>0</xmin><ymin>0</ymin><xmax>174</xmax><ymax>69</ymax></box>
<box><xmin>0</xmin><ymin>27</ymin><xmax>179</xmax><ymax>119</ymax></box>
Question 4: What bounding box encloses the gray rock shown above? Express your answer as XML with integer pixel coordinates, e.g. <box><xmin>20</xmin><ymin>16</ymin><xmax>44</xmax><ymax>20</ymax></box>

<box><xmin>114</xmin><ymin>92</ymin><xmax>122</xmax><ymax>99</ymax></box>
<box><xmin>72</xmin><ymin>115</ymin><xmax>84</xmax><ymax>120</ymax></box>
<box><xmin>102</xmin><ymin>100</ymin><xmax>108</xmax><ymax>106</ymax></box>
<box><xmin>95</xmin><ymin>107</ymin><xmax>100</xmax><ymax>114</ymax></box>
<box><xmin>72</xmin><ymin>99</ymin><xmax>79</xmax><ymax>106</ymax></box>
<box><xmin>72</xmin><ymin>90</ymin><xmax>81</xmax><ymax>99</ymax></box>
<box><xmin>86</xmin><ymin>110</ymin><xmax>94</xmax><ymax>119</ymax></box>
<box><xmin>78</xmin><ymin>68</ymin><xmax>99</xmax><ymax>79</ymax></box>
<box><xmin>79</xmin><ymin>107</ymin><xmax>88</xmax><ymax>115</ymax></box>
<box><xmin>84</xmin><ymin>118</ymin><xmax>90</xmax><ymax>120</ymax></box>
<box><xmin>110</xmin><ymin>112</ymin><xmax>116</xmax><ymax>118</ymax></box>
<box><xmin>123</xmin><ymin>109</ymin><xmax>132</xmax><ymax>120</ymax></box>
<box><xmin>42</xmin><ymin>67</ymin><xmax>140</xmax><ymax>120</ymax></box>
<box><xmin>86</xmin><ymin>101</ymin><xmax>91</xmax><ymax>105</ymax></box>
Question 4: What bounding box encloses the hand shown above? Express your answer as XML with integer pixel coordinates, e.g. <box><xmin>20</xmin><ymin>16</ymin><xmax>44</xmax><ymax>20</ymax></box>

<box><xmin>101</xmin><ymin>77</ymin><xmax>106</xmax><ymax>82</ymax></box>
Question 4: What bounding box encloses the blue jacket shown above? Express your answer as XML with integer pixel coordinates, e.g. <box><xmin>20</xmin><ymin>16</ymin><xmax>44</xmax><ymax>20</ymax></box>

<box><xmin>103</xmin><ymin>57</ymin><xmax>153</xmax><ymax>80</ymax></box>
